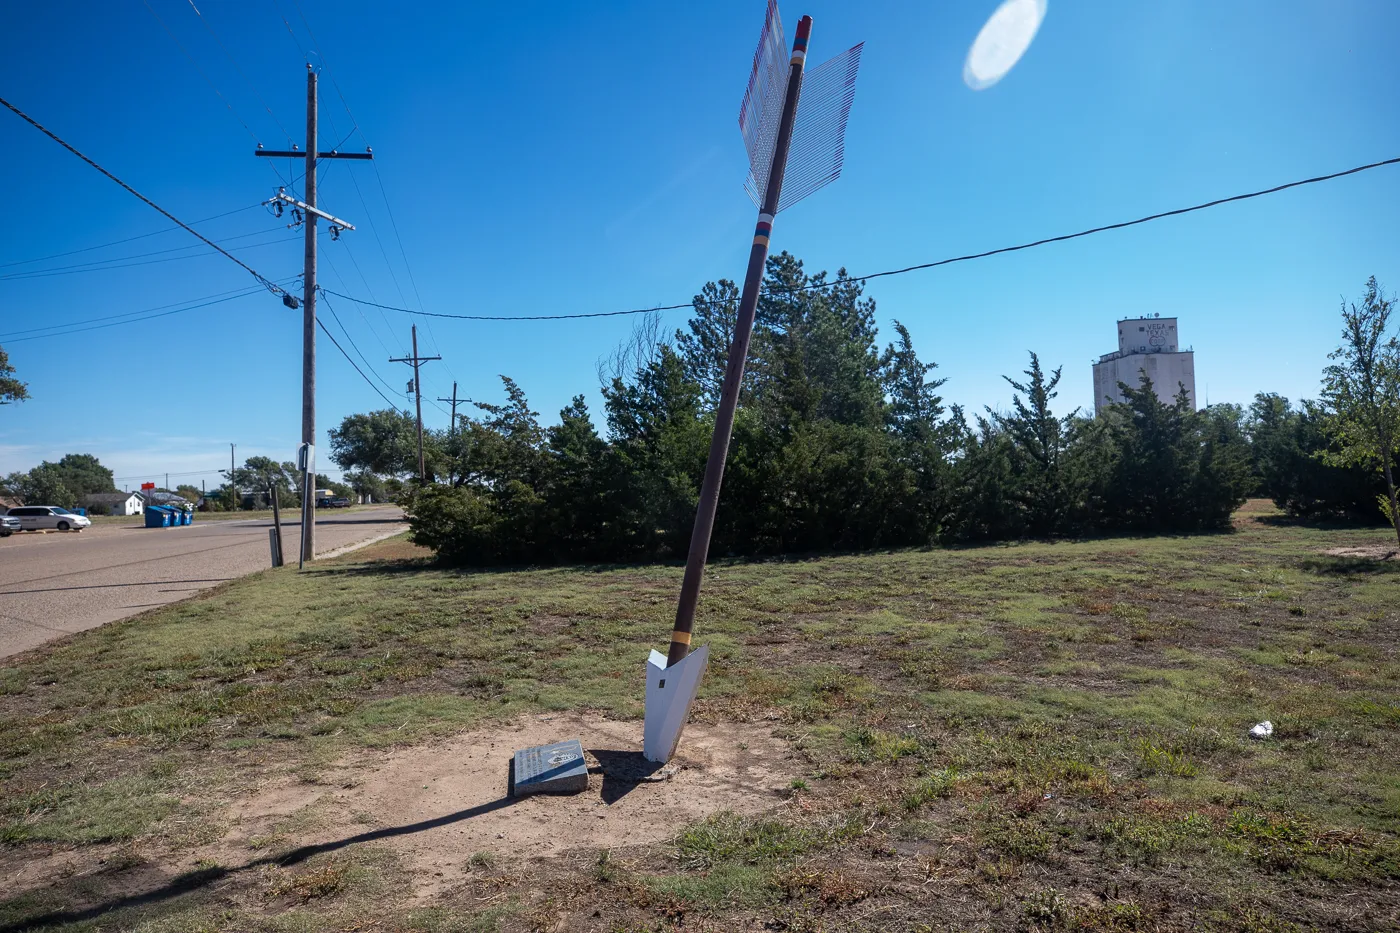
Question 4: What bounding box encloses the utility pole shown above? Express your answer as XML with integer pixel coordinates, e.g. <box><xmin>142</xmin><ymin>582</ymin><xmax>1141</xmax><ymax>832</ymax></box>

<box><xmin>230</xmin><ymin>443</ymin><xmax>236</xmax><ymax>511</ymax></box>
<box><xmin>390</xmin><ymin>324</ymin><xmax>440</xmax><ymax>482</ymax></box>
<box><xmin>436</xmin><ymin>382</ymin><xmax>460</xmax><ymax>435</ymax></box>
<box><xmin>436</xmin><ymin>381</ymin><xmax>460</xmax><ymax>485</ymax></box>
<box><xmin>253</xmin><ymin>64</ymin><xmax>371</xmax><ymax>563</ymax></box>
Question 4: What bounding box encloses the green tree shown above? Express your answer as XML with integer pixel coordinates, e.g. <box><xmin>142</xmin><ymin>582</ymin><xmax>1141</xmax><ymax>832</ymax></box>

<box><xmin>676</xmin><ymin>279</ymin><xmax>740</xmax><ymax>412</ymax></box>
<box><xmin>879</xmin><ymin>320</ymin><xmax>957</xmax><ymax>542</ymax></box>
<box><xmin>0</xmin><ymin>345</ymin><xmax>27</xmax><ymax>405</ymax></box>
<box><xmin>991</xmin><ymin>353</ymin><xmax>1076</xmax><ymax>537</ymax></box>
<box><xmin>329</xmin><ymin>409</ymin><xmax>419</xmax><ymax>477</ymax></box>
<box><xmin>231</xmin><ymin>456</ymin><xmax>298</xmax><ymax>502</ymax></box>
<box><xmin>1097</xmin><ymin>378</ymin><xmax>1250</xmax><ymax>531</ymax></box>
<box><xmin>1320</xmin><ymin>276</ymin><xmax>1400</xmax><ymax>543</ymax></box>
<box><xmin>7</xmin><ymin>464</ymin><xmax>76</xmax><ymax>508</ymax></box>
<box><xmin>49</xmin><ymin>454</ymin><xmax>114</xmax><ymax>498</ymax></box>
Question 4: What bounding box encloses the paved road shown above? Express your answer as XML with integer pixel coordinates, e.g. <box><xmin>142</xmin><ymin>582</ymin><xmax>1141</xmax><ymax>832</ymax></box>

<box><xmin>0</xmin><ymin>507</ymin><xmax>406</xmax><ymax>661</ymax></box>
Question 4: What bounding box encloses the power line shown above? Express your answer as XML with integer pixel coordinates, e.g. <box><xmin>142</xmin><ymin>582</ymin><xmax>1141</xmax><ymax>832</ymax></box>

<box><xmin>183</xmin><ymin>0</ymin><xmax>294</xmax><ymax>142</ymax></box>
<box><xmin>0</xmin><ymin>205</ymin><xmax>260</xmax><ymax>269</ymax></box>
<box><xmin>0</xmin><ymin>233</ymin><xmax>297</xmax><ymax>281</ymax></box>
<box><xmin>140</xmin><ymin>0</ymin><xmax>290</xmax><ymax>190</ymax></box>
<box><xmin>0</xmin><ymin>280</ymin><xmax>297</xmax><ymax>340</ymax></box>
<box><xmin>323</xmin><ymin>153</ymin><xmax>1400</xmax><ymax>323</ymax></box>
<box><xmin>0</xmin><ymin>95</ymin><xmax>289</xmax><ymax>298</ymax></box>
<box><xmin>1</xmin><ymin>283</ymin><xmax>295</xmax><ymax>343</ymax></box>
<box><xmin>319</xmin><ymin>288</ymin><xmax>408</xmax><ymax>402</ymax></box>
<box><xmin>316</xmin><ymin>316</ymin><xmax>408</xmax><ymax>413</ymax></box>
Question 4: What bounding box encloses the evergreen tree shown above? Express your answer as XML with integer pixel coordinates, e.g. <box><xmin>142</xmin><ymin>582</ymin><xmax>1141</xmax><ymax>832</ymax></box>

<box><xmin>992</xmin><ymin>353</ymin><xmax>1076</xmax><ymax>537</ymax></box>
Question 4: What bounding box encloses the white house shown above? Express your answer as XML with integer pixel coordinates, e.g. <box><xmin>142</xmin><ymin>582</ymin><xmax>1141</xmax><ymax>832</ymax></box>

<box><xmin>81</xmin><ymin>492</ymin><xmax>145</xmax><ymax>516</ymax></box>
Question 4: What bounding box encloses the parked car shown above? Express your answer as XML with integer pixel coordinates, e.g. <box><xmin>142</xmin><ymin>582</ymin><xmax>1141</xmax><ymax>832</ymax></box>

<box><xmin>4</xmin><ymin>506</ymin><xmax>93</xmax><ymax>532</ymax></box>
<box><xmin>329</xmin><ymin>496</ymin><xmax>351</xmax><ymax>508</ymax></box>
<box><xmin>0</xmin><ymin>514</ymin><xmax>19</xmax><ymax>537</ymax></box>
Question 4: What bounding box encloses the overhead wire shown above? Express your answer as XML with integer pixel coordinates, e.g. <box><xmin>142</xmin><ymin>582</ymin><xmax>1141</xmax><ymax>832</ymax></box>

<box><xmin>0</xmin><ymin>231</ymin><xmax>297</xmax><ymax>281</ymax></box>
<box><xmin>141</xmin><ymin>0</ymin><xmax>290</xmax><ymax>189</ymax></box>
<box><xmin>316</xmin><ymin>316</ymin><xmax>408</xmax><ymax>413</ymax></box>
<box><xmin>323</xmin><ymin>152</ymin><xmax>1400</xmax><ymax>323</ymax></box>
<box><xmin>318</xmin><ymin>278</ymin><xmax>408</xmax><ymax>403</ymax></box>
<box><xmin>2</xmin><ymin>281</ymin><xmax>299</xmax><ymax>343</ymax></box>
<box><xmin>317</xmin><ymin>243</ymin><xmax>395</xmax><ymax>357</ymax></box>
<box><xmin>0</xmin><ymin>204</ymin><xmax>261</xmax><ymax>269</ymax></box>
<box><xmin>0</xmin><ymin>281</ymin><xmax>294</xmax><ymax>339</ymax></box>
<box><xmin>183</xmin><ymin>0</ymin><xmax>294</xmax><ymax>143</ymax></box>
<box><xmin>0</xmin><ymin>95</ymin><xmax>291</xmax><ymax>298</ymax></box>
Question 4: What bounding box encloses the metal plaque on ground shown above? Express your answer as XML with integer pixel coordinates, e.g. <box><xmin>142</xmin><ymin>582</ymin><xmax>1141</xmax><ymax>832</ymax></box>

<box><xmin>512</xmin><ymin>738</ymin><xmax>588</xmax><ymax>796</ymax></box>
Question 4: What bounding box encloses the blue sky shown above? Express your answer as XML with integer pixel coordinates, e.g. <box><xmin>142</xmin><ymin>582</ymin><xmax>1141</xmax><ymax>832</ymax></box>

<box><xmin>2</xmin><ymin>0</ymin><xmax>1398</xmax><ymax>488</ymax></box>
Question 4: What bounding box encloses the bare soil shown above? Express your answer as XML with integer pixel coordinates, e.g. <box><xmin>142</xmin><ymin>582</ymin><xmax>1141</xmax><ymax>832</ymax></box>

<box><xmin>1322</xmin><ymin>544</ymin><xmax>1399</xmax><ymax>559</ymax></box>
<box><xmin>195</xmin><ymin>714</ymin><xmax>798</xmax><ymax>899</ymax></box>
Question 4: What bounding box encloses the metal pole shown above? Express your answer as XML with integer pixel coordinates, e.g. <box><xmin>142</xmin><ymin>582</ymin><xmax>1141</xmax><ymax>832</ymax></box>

<box><xmin>412</xmin><ymin>324</ymin><xmax>425</xmax><ymax>482</ymax></box>
<box><xmin>230</xmin><ymin>443</ymin><xmax>236</xmax><ymax>511</ymax></box>
<box><xmin>666</xmin><ymin>16</ymin><xmax>813</xmax><ymax>668</ymax></box>
<box><xmin>300</xmin><ymin>64</ymin><xmax>319</xmax><ymax>562</ymax></box>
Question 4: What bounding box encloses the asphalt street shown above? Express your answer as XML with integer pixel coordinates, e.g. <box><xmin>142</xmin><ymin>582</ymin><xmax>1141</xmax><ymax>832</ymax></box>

<box><xmin>0</xmin><ymin>506</ymin><xmax>406</xmax><ymax>661</ymax></box>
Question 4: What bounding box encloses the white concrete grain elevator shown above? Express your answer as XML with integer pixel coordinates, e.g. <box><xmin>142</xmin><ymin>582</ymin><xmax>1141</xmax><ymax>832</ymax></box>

<box><xmin>1092</xmin><ymin>316</ymin><xmax>1196</xmax><ymax>414</ymax></box>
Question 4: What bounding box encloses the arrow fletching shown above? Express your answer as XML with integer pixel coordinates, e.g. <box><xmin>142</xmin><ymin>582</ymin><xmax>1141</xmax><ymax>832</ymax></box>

<box><xmin>774</xmin><ymin>42</ymin><xmax>863</xmax><ymax>211</ymax></box>
<box><xmin>738</xmin><ymin>0</ymin><xmax>790</xmax><ymax>204</ymax></box>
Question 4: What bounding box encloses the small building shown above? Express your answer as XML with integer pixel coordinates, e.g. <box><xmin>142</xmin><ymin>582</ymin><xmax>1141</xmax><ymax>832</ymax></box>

<box><xmin>137</xmin><ymin>490</ymin><xmax>190</xmax><ymax>508</ymax></box>
<box><xmin>81</xmin><ymin>492</ymin><xmax>145</xmax><ymax>516</ymax></box>
<box><xmin>0</xmin><ymin>495</ymin><xmax>23</xmax><ymax>512</ymax></box>
<box><xmin>1092</xmin><ymin>315</ymin><xmax>1197</xmax><ymax>414</ymax></box>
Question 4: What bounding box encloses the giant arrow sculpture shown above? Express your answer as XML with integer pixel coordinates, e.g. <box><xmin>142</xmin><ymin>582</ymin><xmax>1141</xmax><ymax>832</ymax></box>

<box><xmin>644</xmin><ymin>2</ymin><xmax>863</xmax><ymax>763</ymax></box>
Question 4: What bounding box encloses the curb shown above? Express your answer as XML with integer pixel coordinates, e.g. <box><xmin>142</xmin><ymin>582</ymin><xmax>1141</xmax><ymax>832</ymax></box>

<box><xmin>315</xmin><ymin>526</ymin><xmax>409</xmax><ymax>561</ymax></box>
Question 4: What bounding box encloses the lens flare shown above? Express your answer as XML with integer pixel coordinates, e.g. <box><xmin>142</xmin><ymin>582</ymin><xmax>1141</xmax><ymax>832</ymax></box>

<box><xmin>963</xmin><ymin>0</ymin><xmax>1047</xmax><ymax>90</ymax></box>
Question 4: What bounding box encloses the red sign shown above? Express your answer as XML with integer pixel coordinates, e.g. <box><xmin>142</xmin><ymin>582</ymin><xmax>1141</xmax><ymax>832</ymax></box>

<box><xmin>141</xmin><ymin>482</ymin><xmax>156</xmax><ymax>490</ymax></box>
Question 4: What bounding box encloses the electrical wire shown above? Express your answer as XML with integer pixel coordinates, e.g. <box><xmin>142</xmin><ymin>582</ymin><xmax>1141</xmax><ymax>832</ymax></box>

<box><xmin>0</xmin><ymin>233</ymin><xmax>298</xmax><ymax>281</ymax></box>
<box><xmin>140</xmin><ymin>0</ymin><xmax>290</xmax><ymax>189</ymax></box>
<box><xmin>1</xmin><ymin>284</ymin><xmax>287</xmax><ymax>343</ymax></box>
<box><xmin>0</xmin><ymin>205</ymin><xmax>261</xmax><ymax>269</ymax></box>
<box><xmin>316</xmin><ymin>316</ymin><xmax>408</xmax><ymax>413</ymax></box>
<box><xmin>0</xmin><ymin>95</ymin><xmax>290</xmax><ymax>298</ymax></box>
<box><xmin>322</xmin><ymin>153</ymin><xmax>1400</xmax><ymax>322</ymax></box>
<box><xmin>183</xmin><ymin>0</ymin><xmax>294</xmax><ymax>142</ymax></box>
<box><xmin>0</xmin><ymin>280</ymin><xmax>298</xmax><ymax>339</ymax></box>
<box><xmin>319</xmin><ymin>288</ymin><xmax>409</xmax><ymax>403</ymax></box>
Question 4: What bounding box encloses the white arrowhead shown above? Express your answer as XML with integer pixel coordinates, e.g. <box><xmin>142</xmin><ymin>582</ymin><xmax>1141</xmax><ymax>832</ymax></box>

<box><xmin>643</xmin><ymin>646</ymin><xmax>710</xmax><ymax>764</ymax></box>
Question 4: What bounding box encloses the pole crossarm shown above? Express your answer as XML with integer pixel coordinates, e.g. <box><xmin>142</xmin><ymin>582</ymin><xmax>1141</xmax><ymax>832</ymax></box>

<box><xmin>269</xmin><ymin>192</ymin><xmax>356</xmax><ymax>230</ymax></box>
<box><xmin>255</xmin><ymin>148</ymin><xmax>373</xmax><ymax>160</ymax></box>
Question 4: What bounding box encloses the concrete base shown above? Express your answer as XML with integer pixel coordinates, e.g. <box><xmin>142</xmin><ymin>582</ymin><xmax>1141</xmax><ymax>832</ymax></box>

<box><xmin>643</xmin><ymin>645</ymin><xmax>710</xmax><ymax>764</ymax></box>
<box><xmin>511</xmin><ymin>738</ymin><xmax>588</xmax><ymax>796</ymax></box>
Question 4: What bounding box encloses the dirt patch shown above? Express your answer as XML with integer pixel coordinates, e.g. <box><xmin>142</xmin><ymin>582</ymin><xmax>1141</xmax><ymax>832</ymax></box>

<box><xmin>1322</xmin><ymin>545</ymin><xmax>1399</xmax><ymax>560</ymax></box>
<box><xmin>201</xmin><ymin>714</ymin><xmax>798</xmax><ymax>897</ymax></box>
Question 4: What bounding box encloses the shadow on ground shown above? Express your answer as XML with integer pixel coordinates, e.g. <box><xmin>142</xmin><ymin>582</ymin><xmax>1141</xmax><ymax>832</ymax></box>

<box><xmin>0</xmin><ymin>796</ymin><xmax>520</xmax><ymax>933</ymax></box>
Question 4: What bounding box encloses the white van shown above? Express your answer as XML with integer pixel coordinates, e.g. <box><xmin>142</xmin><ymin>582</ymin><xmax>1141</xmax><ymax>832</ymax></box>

<box><xmin>4</xmin><ymin>506</ymin><xmax>93</xmax><ymax>532</ymax></box>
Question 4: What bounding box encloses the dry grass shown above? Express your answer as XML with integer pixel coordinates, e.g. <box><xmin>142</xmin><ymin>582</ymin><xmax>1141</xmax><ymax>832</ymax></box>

<box><xmin>0</xmin><ymin>501</ymin><xmax>1396</xmax><ymax>931</ymax></box>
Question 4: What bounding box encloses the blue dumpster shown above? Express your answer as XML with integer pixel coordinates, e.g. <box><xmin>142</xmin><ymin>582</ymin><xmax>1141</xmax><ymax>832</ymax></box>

<box><xmin>180</xmin><ymin>509</ymin><xmax>193</xmax><ymax>526</ymax></box>
<box><xmin>144</xmin><ymin>507</ymin><xmax>171</xmax><ymax>528</ymax></box>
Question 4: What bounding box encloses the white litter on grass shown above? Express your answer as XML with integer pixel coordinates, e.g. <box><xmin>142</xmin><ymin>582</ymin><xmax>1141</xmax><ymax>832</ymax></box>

<box><xmin>964</xmin><ymin>0</ymin><xmax>1048</xmax><ymax>90</ymax></box>
<box><xmin>1249</xmin><ymin>721</ymin><xmax>1274</xmax><ymax>740</ymax></box>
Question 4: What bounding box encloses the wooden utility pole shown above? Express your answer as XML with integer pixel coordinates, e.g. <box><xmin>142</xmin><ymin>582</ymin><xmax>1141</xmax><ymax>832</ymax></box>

<box><xmin>436</xmin><ymin>382</ymin><xmax>460</xmax><ymax>435</ymax></box>
<box><xmin>390</xmin><ymin>324</ymin><xmax>441</xmax><ymax>482</ymax></box>
<box><xmin>253</xmin><ymin>65</ymin><xmax>370</xmax><ymax>563</ymax></box>
<box><xmin>437</xmin><ymin>382</ymin><xmax>461</xmax><ymax>484</ymax></box>
<box><xmin>665</xmin><ymin>15</ymin><xmax>814</xmax><ymax>667</ymax></box>
<box><xmin>301</xmin><ymin>67</ymin><xmax>318</xmax><ymax>560</ymax></box>
<box><xmin>229</xmin><ymin>443</ymin><xmax>236</xmax><ymax>511</ymax></box>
